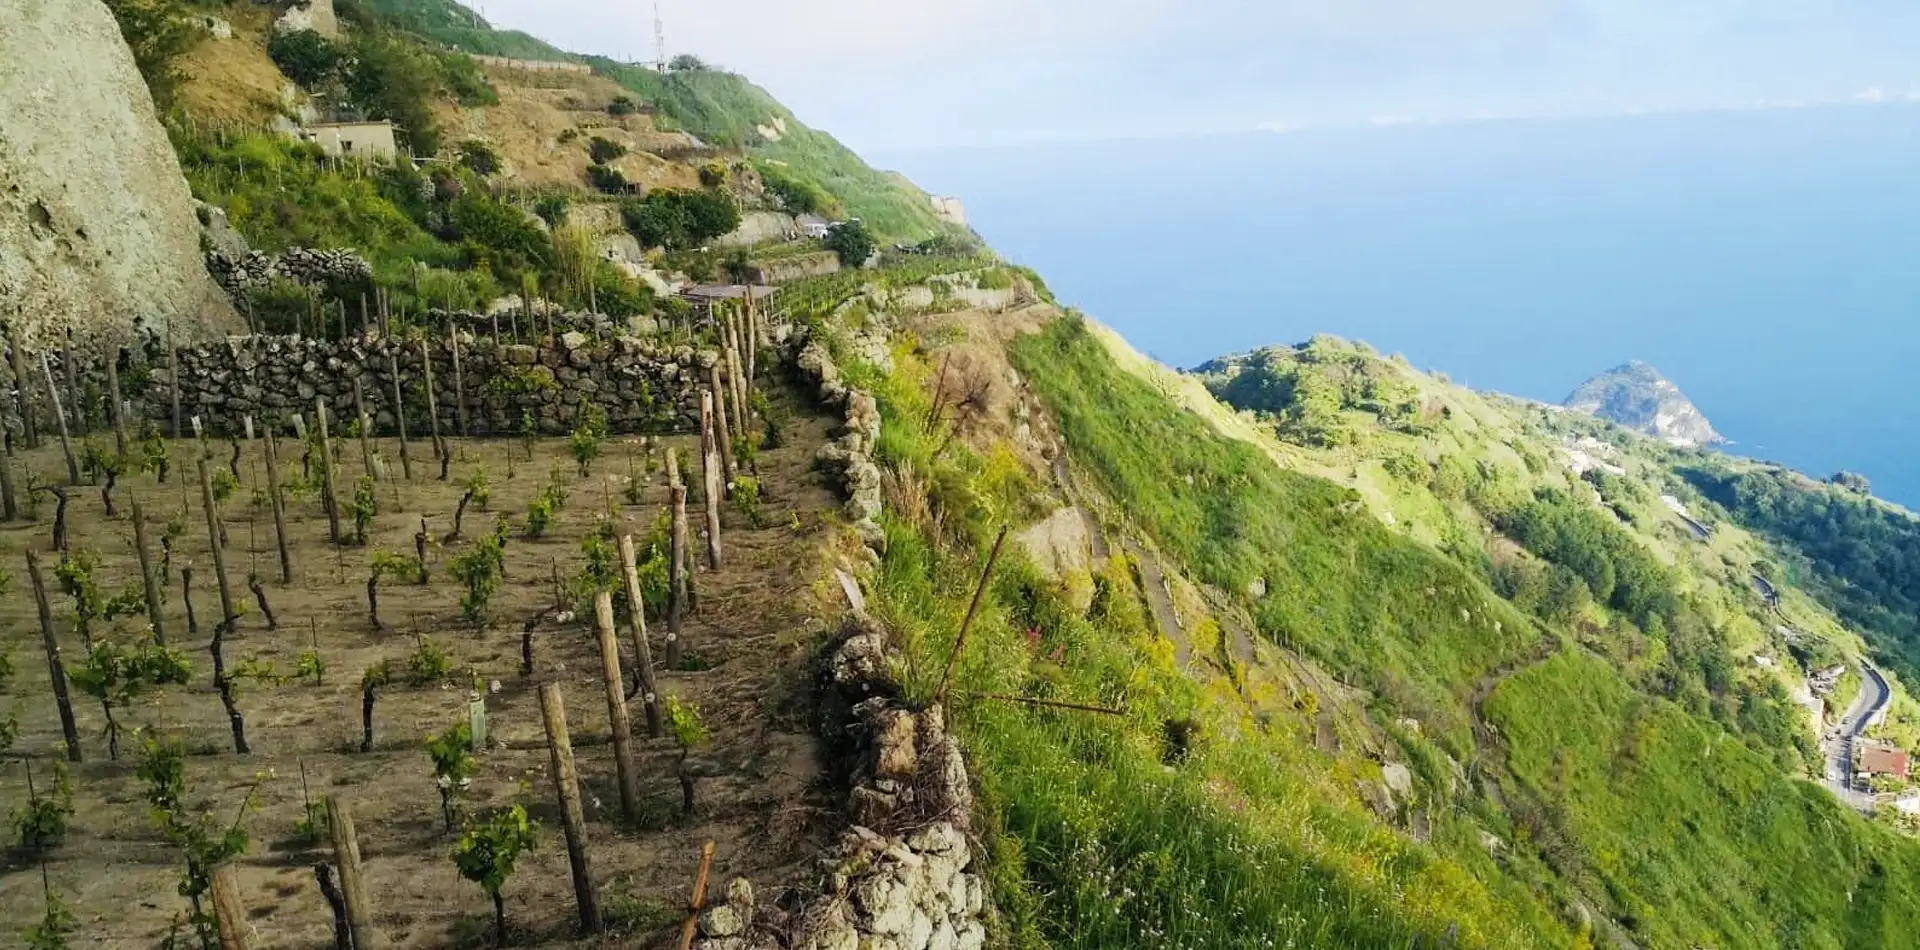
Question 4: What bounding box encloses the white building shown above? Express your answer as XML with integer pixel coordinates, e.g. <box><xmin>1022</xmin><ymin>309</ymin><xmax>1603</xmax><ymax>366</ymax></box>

<box><xmin>298</xmin><ymin>120</ymin><xmax>399</xmax><ymax>160</ymax></box>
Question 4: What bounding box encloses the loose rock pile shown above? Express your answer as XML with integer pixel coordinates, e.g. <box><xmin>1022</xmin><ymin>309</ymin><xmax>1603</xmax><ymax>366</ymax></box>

<box><xmin>206</xmin><ymin>246</ymin><xmax>374</xmax><ymax>300</ymax></box>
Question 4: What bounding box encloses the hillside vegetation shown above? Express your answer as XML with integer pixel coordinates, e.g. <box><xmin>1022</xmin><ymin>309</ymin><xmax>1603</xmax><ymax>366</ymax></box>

<box><xmin>81</xmin><ymin>2</ymin><xmax>1920</xmax><ymax>948</ymax></box>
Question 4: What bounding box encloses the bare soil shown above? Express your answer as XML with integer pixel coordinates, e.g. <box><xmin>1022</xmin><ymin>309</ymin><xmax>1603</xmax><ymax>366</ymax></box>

<box><xmin>0</xmin><ymin>388</ymin><xmax>844</xmax><ymax>948</ymax></box>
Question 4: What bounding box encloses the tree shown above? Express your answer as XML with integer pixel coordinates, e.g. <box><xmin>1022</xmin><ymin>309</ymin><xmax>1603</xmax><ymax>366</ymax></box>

<box><xmin>345</xmin><ymin>30</ymin><xmax>446</xmax><ymax>155</ymax></box>
<box><xmin>621</xmin><ymin>189</ymin><xmax>740</xmax><ymax>250</ymax></box>
<box><xmin>668</xmin><ymin>54</ymin><xmax>709</xmax><ymax>72</ymax></box>
<box><xmin>824</xmin><ymin>219</ymin><xmax>876</xmax><ymax>268</ymax></box>
<box><xmin>452</xmin><ymin>805</ymin><xmax>539</xmax><ymax>948</ymax></box>
<box><xmin>268</xmin><ymin>29</ymin><xmax>345</xmax><ymax>88</ymax></box>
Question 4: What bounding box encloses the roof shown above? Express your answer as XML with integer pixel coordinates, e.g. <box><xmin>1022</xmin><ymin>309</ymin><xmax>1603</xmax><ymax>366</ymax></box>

<box><xmin>680</xmin><ymin>285</ymin><xmax>777</xmax><ymax>301</ymax></box>
<box><xmin>1859</xmin><ymin>741</ymin><xmax>1909</xmax><ymax>776</ymax></box>
<box><xmin>305</xmin><ymin>120</ymin><xmax>396</xmax><ymax>130</ymax></box>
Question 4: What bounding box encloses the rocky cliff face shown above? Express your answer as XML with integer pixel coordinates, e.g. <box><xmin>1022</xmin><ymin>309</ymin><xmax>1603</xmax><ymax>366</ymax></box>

<box><xmin>0</xmin><ymin>0</ymin><xmax>236</xmax><ymax>347</ymax></box>
<box><xmin>1566</xmin><ymin>360</ymin><xmax>1723</xmax><ymax>447</ymax></box>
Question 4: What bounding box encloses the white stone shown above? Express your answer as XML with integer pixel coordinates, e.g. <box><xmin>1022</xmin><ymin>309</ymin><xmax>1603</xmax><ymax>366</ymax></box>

<box><xmin>855</xmin><ymin>874</ymin><xmax>916</xmax><ymax>935</ymax></box>
<box><xmin>903</xmin><ymin>909</ymin><xmax>933</xmax><ymax>950</ymax></box>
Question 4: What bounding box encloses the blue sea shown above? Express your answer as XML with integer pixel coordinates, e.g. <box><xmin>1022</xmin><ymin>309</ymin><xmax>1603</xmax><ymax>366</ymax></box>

<box><xmin>879</xmin><ymin>105</ymin><xmax>1920</xmax><ymax>506</ymax></box>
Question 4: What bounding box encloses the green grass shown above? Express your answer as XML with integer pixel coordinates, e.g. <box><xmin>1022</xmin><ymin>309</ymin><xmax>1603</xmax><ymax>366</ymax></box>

<box><xmin>1488</xmin><ymin>651</ymin><xmax>1920</xmax><ymax>950</ymax></box>
<box><xmin>1010</xmin><ymin>316</ymin><xmax>1539</xmax><ymax>753</ymax></box>
<box><xmin>857</xmin><ymin>334</ymin><xmax>1582</xmax><ymax>950</ymax></box>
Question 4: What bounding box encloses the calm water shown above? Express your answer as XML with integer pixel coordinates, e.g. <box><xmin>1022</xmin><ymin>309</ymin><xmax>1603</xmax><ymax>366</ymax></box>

<box><xmin>880</xmin><ymin>105</ymin><xmax>1920</xmax><ymax>505</ymax></box>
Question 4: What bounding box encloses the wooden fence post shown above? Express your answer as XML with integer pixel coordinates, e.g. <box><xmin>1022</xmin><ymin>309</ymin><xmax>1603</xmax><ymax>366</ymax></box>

<box><xmin>539</xmin><ymin>683</ymin><xmax>602</xmax><ymax>934</ymax></box>
<box><xmin>197</xmin><ymin>455</ymin><xmax>239</xmax><ymax>631</ymax></box>
<box><xmin>129</xmin><ymin>493</ymin><xmax>167</xmax><ymax>644</ymax></box>
<box><xmin>315</xmin><ymin>398</ymin><xmax>343</xmax><ymax>545</ymax></box>
<box><xmin>675</xmin><ymin>841</ymin><xmax>717</xmax><ymax>950</ymax></box>
<box><xmin>699</xmin><ymin>394</ymin><xmax>723</xmax><ymax>571</ymax></box>
<box><xmin>617</xmin><ymin>534</ymin><xmax>664</xmax><ymax>737</ymax></box>
<box><xmin>327</xmin><ymin>797</ymin><xmax>386</xmax><ymax>950</ymax></box>
<box><xmin>666</xmin><ymin>449</ymin><xmax>689</xmax><ymax>670</ymax></box>
<box><xmin>27</xmin><ymin>550</ymin><xmax>82</xmax><ymax>762</ymax></box>
<box><xmin>593</xmin><ymin>590</ymin><xmax>641</xmax><ymax>823</ymax></box>
<box><xmin>262</xmin><ymin>430</ymin><xmax>294</xmax><ymax>584</ymax></box>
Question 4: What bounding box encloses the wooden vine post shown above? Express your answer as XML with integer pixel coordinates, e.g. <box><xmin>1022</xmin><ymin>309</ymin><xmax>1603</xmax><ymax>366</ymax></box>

<box><xmin>420</xmin><ymin>338</ymin><xmax>447</xmax><ymax>478</ymax></box>
<box><xmin>706</xmin><ymin>364</ymin><xmax>736</xmax><ymax>485</ymax></box>
<box><xmin>666</xmin><ymin>448</ymin><xmax>690</xmax><ymax>669</ymax></box>
<box><xmin>617</xmin><ymin>534</ymin><xmax>665</xmax><ymax>736</ymax></box>
<box><xmin>676</xmin><ymin>842</ymin><xmax>717</xmax><ymax>950</ymax></box>
<box><xmin>196</xmin><ymin>455</ymin><xmax>240</xmax><ymax>633</ymax></box>
<box><xmin>448</xmin><ymin>326</ymin><xmax>470</xmax><ymax>438</ymax></box>
<box><xmin>27</xmin><ymin>550</ymin><xmax>83</xmax><ymax>762</ymax></box>
<box><xmin>326</xmin><ymin>797</ymin><xmax>386</xmax><ymax>950</ymax></box>
<box><xmin>352</xmin><ymin>378</ymin><xmax>377</xmax><ymax>480</ymax></box>
<box><xmin>726</xmin><ymin>345</ymin><xmax>748</xmax><ymax>444</ymax></box>
<box><xmin>539</xmin><ymin>683</ymin><xmax>602</xmax><ymax>934</ymax></box>
<box><xmin>936</xmin><ymin>527</ymin><xmax>1011</xmax><ymax>706</ymax></box>
<box><xmin>105</xmin><ymin>351</ymin><xmax>130</xmax><ymax>460</ymax></box>
<box><xmin>699</xmin><ymin>393</ymin><xmax>724</xmax><ymax>570</ymax></box>
<box><xmin>6</xmin><ymin>325</ymin><xmax>39</xmax><ymax>448</ymax></box>
<box><xmin>129</xmin><ymin>493</ymin><xmax>167</xmax><ymax>644</ymax></box>
<box><xmin>39</xmin><ymin>352</ymin><xmax>79</xmax><ymax>485</ymax></box>
<box><xmin>388</xmin><ymin>351</ymin><xmax>413</xmax><ymax>480</ymax></box>
<box><xmin>0</xmin><ymin>437</ymin><xmax>16</xmax><ymax>521</ymax></box>
<box><xmin>209</xmin><ymin>864</ymin><xmax>249</xmax><ymax>950</ymax></box>
<box><xmin>262</xmin><ymin>430</ymin><xmax>294</xmax><ymax>584</ymax></box>
<box><xmin>314</xmin><ymin>398</ymin><xmax>344</xmax><ymax>545</ymax></box>
<box><xmin>592</xmin><ymin>590</ymin><xmax>642</xmax><ymax>823</ymax></box>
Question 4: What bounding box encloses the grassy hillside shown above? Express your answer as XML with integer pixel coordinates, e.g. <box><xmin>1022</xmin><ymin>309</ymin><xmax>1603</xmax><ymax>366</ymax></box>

<box><xmin>366</xmin><ymin>0</ymin><xmax>949</xmax><ymax>242</ymax></box>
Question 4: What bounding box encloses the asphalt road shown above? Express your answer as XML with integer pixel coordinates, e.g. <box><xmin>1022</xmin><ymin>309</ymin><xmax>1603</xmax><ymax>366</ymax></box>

<box><xmin>1821</xmin><ymin>660</ymin><xmax>1891</xmax><ymax>812</ymax></box>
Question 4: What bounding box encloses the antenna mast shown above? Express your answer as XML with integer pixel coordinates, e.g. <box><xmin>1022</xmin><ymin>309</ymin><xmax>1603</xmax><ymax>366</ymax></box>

<box><xmin>653</xmin><ymin>2</ymin><xmax>667</xmax><ymax>73</ymax></box>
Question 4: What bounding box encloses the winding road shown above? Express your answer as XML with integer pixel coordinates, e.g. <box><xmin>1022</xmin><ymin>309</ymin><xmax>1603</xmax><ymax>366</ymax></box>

<box><xmin>1820</xmin><ymin>658</ymin><xmax>1890</xmax><ymax>813</ymax></box>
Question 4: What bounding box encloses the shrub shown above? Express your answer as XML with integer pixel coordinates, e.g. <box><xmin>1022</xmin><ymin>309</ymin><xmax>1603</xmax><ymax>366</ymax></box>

<box><xmin>587</xmin><ymin>136</ymin><xmax>628</xmax><ymax>164</ymax></box>
<box><xmin>532</xmin><ymin>195</ymin><xmax>570</xmax><ymax>229</ymax></box>
<box><xmin>268</xmin><ymin>29</ymin><xmax>345</xmax><ymax>87</ymax></box>
<box><xmin>451</xmin><ymin>805</ymin><xmax>538</xmax><ymax>948</ymax></box>
<box><xmin>607</xmin><ymin>95</ymin><xmax>638</xmax><ymax>116</ymax></box>
<box><xmin>569</xmin><ymin>406</ymin><xmax>608</xmax><ymax>477</ymax></box>
<box><xmin>11</xmin><ymin>762</ymin><xmax>75</xmax><ymax>852</ymax></box>
<box><xmin>450</xmin><ymin>519</ymin><xmax>509</xmax><ymax>623</ymax></box>
<box><xmin>668</xmin><ymin>54</ymin><xmax>709</xmax><ymax>72</ymax></box>
<box><xmin>586</xmin><ymin>164</ymin><xmax>630</xmax><ymax>194</ymax></box>
<box><xmin>426</xmin><ymin>719</ymin><xmax>476</xmax><ymax>831</ymax></box>
<box><xmin>405</xmin><ymin>636</ymin><xmax>456</xmax><ymax>686</ymax></box>
<box><xmin>458</xmin><ymin>140</ymin><xmax>502</xmax><ymax>177</ymax></box>
<box><xmin>698</xmin><ymin>162</ymin><xmax>728</xmax><ymax>189</ymax></box>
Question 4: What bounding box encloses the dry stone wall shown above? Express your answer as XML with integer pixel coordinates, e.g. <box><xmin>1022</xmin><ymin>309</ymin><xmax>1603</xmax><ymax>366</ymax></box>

<box><xmin>144</xmin><ymin>330</ymin><xmax>715</xmax><ymax>437</ymax></box>
<box><xmin>692</xmin><ymin>621</ymin><xmax>987</xmax><ymax>950</ymax></box>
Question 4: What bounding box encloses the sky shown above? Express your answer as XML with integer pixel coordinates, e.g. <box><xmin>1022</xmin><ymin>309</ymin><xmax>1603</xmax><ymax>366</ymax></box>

<box><xmin>467</xmin><ymin>0</ymin><xmax>1920</xmax><ymax>150</ymax></box>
